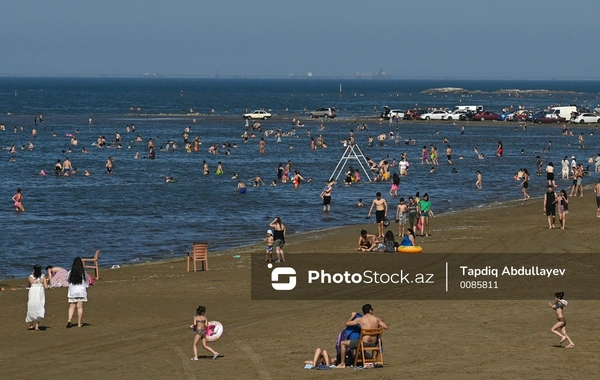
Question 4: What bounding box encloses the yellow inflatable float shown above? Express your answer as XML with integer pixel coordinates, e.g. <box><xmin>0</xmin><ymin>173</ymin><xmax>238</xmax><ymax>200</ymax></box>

<box><xmin>398</xmin><ymin>246</ymin><xmax>423</xmax><ymax>254</ymax></box>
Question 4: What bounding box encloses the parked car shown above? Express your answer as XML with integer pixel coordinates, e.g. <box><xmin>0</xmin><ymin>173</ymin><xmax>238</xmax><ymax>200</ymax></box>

<box><xmin>473</xmin><ymin>111</ymin><xmax>500</xmax><ymax>121</ymax></box>
<box><xmin>533</xmin><ymin>113</ymin><xmax>565</xmax><ymax>124</ymax></box>
<box><xmin>308</xmin><ymin>107</ymin><xmax>337</xmax><ymax>119</ymax></box>
<box><xmin>442</xmin><ymin>110</ymin><xmax>467</xmax><ymax>121</ymax></box>
<box><xmin>511</xmin><ymin>110</ymin><xmax>531</xmax><ymax>121</ymax></box>
<box><xmin>388</xmin><ymin>109</ymin><xmax>405</xmax><ymax>120</ymax></box>
<box><xmin>571</xmin><ymin>113</ymin><xmax>600</xmax><ymax>124</ymax></box>
<box><xmin>419</xmin><ymin>110</ymin><xmax>449</xmax><ymax>120</ymax></box>
<box><xmin>499</xmin><ymin>110</ymin><xmax>531</xmax><ymax>121</ymax></box>
<box><xmin>243</xmin><ymin>110</ymin><xmax>272</xmax><ymax>120</ymax></box>
<box><xmin>499</xmin><ymin>111</ymin><xmax>514</xmax><ymax>121</ymax></box>
<box><xmin>459</xmin><ymin>110</ymin><xmax>476</xmax><ymax>121</ymax></box>
<box><xmin>404</xmin><ymin>109</ymin><xmax>427</xmax><ymax>120</ymax></box>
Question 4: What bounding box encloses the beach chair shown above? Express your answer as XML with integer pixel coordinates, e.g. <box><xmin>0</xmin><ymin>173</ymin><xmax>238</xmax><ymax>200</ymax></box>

<box><xmin>186</xmin><ymin>243</ymin><xmax>209</xmax><ymax>272</ymax></box>
<box><xmin>82</xmin><ymin>250</ymin><xmax>101</xmax><ymax>280</ymax></box>
<box><xmin>354</xmin><ymin>328</ymin><xmax>384</xmax><ymax>367</ymax></box>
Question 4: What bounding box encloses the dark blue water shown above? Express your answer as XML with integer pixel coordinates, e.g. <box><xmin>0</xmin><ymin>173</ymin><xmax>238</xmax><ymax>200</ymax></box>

<box><xmin>1</xmin><ymin>78</ymin><xmax>598</xmax><ymax>278</ymax></box>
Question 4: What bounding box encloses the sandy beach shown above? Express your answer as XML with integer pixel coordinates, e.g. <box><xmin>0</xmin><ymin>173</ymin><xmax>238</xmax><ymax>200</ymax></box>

<box><xmin>1</xmin><ymin>185</ymin><xmax>599</xmax><ymax>380</ymax></box>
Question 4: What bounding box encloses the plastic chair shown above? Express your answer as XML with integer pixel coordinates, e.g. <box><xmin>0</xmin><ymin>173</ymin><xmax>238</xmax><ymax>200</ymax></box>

<box><xmin>354</xmin><ymin>328</ymin><xmax>384</xmax><ymax>366</ymax></box>
<box><xmin>82</xmin><ymin>250</ymin><xmax>101</xmax><ymax>280</ymax></box>
<box><xmin>186</xmin><ymin>243</ymin><xmax>209</xmax><ymax>272</ymax></box>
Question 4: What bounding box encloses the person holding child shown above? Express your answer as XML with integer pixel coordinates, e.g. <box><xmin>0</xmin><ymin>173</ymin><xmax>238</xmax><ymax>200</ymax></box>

<box><xmin>191</xmin><ymin>305</ymin><xmax>219</xmax><ymax>360</ymax></box>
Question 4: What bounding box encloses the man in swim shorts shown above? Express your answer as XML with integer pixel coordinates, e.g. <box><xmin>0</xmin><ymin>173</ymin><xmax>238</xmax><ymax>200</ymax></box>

<box><xmin>237</xmin><ymin>181</ymin><xmax>247</xmax><ymax>194</ymax></box>
<box><xmin>337</xmin><ymin>304</ymin><xmax>388</xmax><ymax>368</ymax></box>
<box><xmin>367</xmin><ymin>192</ymin><xmax>388</xmax><ymax>238</ymax></box>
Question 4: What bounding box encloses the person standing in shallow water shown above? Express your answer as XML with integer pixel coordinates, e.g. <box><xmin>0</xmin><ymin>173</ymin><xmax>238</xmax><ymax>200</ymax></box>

<box><xmin>521</xmin><ymin>169</ymin><xmax>530</xmax><ymax>200</ymax></box>
<box><xmin>12</xmin><ymin>187</ymin><xmax>25</xmax><ymax>212</ymax></box>
<box><xmin>320</xmin><ymin>180</ymin><xmax>333</xmax><ymax>212</ymax></box>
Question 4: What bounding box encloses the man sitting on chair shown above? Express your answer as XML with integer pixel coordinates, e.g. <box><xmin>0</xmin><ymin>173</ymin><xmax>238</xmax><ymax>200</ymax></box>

<box><xmin>337</xmin><ymin>304</ymin><xmax>388</xmax><ymax>368</ymax></box>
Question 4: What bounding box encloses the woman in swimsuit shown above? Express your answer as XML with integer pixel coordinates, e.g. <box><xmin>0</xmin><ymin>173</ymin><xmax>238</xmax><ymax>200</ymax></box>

<box><xmin>390</xmin><ymin>173</ymin><xmax>400</xmax><ymax>196</ymax></box>
<box><xmin>191</xmin><ymin>305</ymin><xmax>219</xmax><ymax>360</ymax></box>
<box><xmin>549</xmin><ymin>292</ymin><xmax>574</xmax><ymax>348</ymax></box>
<box><xmin>422</xmin><ymin>146</ymin><xmax>430</xmax><ymax>164</ymax></box>
<box><xmin>12</xmin><ymin>187</ymin><xmax>25</xmax><ymax>212</ymax></box>
<box><xmin>557</xmin><ymin>190</ymin><xmax>569</xmax><ymax>229</ymax></box>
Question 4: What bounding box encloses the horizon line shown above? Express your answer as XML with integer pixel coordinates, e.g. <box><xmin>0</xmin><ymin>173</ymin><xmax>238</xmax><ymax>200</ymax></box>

<box><xmin>1</xmin><ymin>73</ymin><xmax>600</xmax><ymax>81</ymax></box>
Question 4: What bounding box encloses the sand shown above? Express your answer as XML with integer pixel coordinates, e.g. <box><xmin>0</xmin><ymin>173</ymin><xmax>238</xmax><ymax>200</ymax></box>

<box><xmin>1</xmin><ymin>188</ymin><xmax>599</xmax><ymax>380</ymax></box>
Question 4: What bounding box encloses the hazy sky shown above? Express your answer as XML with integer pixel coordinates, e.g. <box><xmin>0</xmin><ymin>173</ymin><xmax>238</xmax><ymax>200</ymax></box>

<box><xmin>3</xmin><ymin>0</ymin><xmax>599</xmax><ymax>78</ymax></box>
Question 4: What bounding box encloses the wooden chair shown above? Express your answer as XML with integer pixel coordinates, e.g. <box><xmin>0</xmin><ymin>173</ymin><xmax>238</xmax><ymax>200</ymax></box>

<box><xmin>354</xmin><ymin>328</ymin><xmax>384</xmax><ymax>367</ymax></box>
<box><xmin>82</xmin><ymin>250</ymin><xmax>101</xmax><ymax>280</ymax></box>
<box><xmin>186</xmin><ymin>243</ymin><xmax>209</xmax><ymax>272</ymax></box>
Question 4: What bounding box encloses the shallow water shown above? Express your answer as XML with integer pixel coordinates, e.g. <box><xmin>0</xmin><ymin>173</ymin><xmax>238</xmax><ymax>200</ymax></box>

<box><xmin>1</xmin><ymin>78</ymin><xmax>598</xmax><ymax>278</ymax></box>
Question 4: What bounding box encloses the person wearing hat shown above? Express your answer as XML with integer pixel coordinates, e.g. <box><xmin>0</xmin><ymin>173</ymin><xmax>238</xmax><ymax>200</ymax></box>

<box><xmin>265</xmin><ymin>230</ymin><xmax>274</xmax><ymax>262</ymax></box>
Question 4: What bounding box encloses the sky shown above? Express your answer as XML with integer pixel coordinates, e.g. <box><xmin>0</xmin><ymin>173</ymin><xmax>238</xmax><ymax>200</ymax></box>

<box><xmin>2</xmin><ymin>0</ymin><xmax>599</xmax><ymax>78</ymax></box>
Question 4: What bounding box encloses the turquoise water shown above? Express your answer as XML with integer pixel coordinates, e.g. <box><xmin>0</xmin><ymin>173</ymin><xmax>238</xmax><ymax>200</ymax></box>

<box><xmin>1</xmin><ymin>78</ymin><xmax>598</xmax><ymax>278</ymax></box>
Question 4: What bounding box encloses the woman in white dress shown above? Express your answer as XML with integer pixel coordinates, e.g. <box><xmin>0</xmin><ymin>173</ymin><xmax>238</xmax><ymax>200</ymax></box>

<box><xmin>26</xmin><ymin>264</ymin><xmax>48</xmax><ymax>330</ymax></box>
<box><xmin>66</xmin><ymin>257</ymin><xmax>89</xmax><ymax>328</ymax></box>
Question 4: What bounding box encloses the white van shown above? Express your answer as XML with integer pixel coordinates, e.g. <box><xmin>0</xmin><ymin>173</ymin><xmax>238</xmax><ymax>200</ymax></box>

<box><xmin>452</xmin><ymin>105</ymin><xmax>483</xmax><ymax>113</ymax></box>
<box><xmin>548</xmin><ymin>106</ymin><xmax>577</xmax><ymax>120</ymax></box>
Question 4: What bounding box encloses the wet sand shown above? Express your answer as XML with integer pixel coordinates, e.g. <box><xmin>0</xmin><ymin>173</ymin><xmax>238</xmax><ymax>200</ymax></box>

<box><xmin>1</xmin><ymin>188</ymin><xmax>599</xmax><ymax>379</ymax></box>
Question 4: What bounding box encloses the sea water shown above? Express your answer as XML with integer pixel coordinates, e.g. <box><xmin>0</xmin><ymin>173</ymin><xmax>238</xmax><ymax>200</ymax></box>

<box><xmin>1</xmin><ymin>78</ymin><xmax>598</xmax><ymax>278</ymax></box>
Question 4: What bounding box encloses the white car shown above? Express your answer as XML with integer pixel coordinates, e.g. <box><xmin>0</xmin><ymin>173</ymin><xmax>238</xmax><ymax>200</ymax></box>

<box><xmin>419</xmin><ymin>110</ymin><xmax>449</xmax><ymax>120</ymax></box>
<box><xmin>243</xmin><ymin>110</ymin><xmax>272</xmax><ymax>120</ymax></box>
<box><xmin>388</xmin><ymin>109</ymin><xmax>405</xmax><ymax>119</ymax></box>
<box><xmin>572</xmin><ymin>113</ymin><xmax>600</xmax><ymax>124</ymax></box>
<box><xmin>441</xmin><ymin>110</ymin><xmax>467</xmax><ymax>121</ymax></box>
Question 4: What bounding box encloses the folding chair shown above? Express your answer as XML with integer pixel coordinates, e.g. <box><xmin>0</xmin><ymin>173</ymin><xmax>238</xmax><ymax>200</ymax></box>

<box><xmin>354</xmin><ymin>328</ymin><xmax>384</xmax><ymax>366</ymax></box>
<box><xmin>186</xmin><ymin>242</ymin><xmax>209</xmax><ymax>272</ymax></box>
<box><xmin>82</xmin><ymin>250</ymin><xmax>101</xmax><ymax>280</ymax></box>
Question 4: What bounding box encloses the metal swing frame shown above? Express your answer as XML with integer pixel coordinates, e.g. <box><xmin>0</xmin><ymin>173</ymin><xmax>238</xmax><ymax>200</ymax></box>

<box><xmin>329</xmin><ymin>143</ymin><xmax>373</xmax><ymax>182</ymax></box>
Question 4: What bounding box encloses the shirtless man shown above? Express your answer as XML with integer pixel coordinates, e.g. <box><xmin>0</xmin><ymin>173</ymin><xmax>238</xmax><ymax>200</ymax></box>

<box><xmin>63</xmin><ymin>157</ymin><xmax>73</xmax><ymax>176</ymax></box>
<box><xmin>106</xmin><ymin>157</ymin><xmax>114</xmax><ymax>174</ymax></box>
<box><xmin>357</xmin><ymin>230</ymin><xmax>377</xmax><ymax>251</ymax></box>
<box><xmin>367</xmin><ymin>192</ymin><xmax>388</xmax><ymax>238</ymax></box>
<box><xmin>337</xmin><ymin>304</ymin><xmax>388</xmax><ymax>368</ymax></box>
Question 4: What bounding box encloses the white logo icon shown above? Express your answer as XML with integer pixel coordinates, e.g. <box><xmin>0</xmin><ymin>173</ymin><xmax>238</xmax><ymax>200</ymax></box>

<box><xmin>268</xmin><ymin>263</ymin><xmax>297</xmax><ymax>291</ymax></box>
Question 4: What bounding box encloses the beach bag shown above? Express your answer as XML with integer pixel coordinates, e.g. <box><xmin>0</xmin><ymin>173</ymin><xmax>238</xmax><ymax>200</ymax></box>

<box><xmin>417</xmin><ymin>219</ymin><xmax>422</xmax><ymax>230</ymax></box>
<box><xmin>385</xmin><ymin>241</ymin><xmax>397</xmax><ymax>252</ymax></box>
